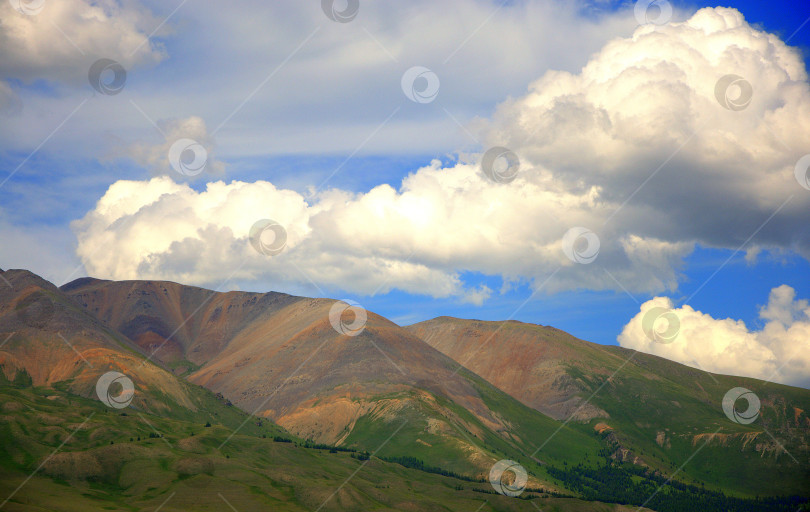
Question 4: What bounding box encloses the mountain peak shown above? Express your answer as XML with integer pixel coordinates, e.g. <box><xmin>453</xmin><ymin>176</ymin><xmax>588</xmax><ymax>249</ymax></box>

<box><xmin>60</xmin><ymin>276</ymin><xmax>111</xmax><ymax>292</ymax></box>
<box><xmin>0</xmin><ymin>268</ymin><xmax>60</xmax><ymax>294</ymax></box>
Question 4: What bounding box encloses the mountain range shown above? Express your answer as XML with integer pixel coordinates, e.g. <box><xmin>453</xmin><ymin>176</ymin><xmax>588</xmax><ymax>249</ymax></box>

<box><xmin>0</xmin><ymin>267</ymin><xmax>807</xmax><ymax>511</ymax></box>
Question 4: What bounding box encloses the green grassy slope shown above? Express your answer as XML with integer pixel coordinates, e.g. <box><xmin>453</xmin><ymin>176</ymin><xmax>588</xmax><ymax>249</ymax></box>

<box><xmin>339</xmin><ymin>371</ymin><xmax>603</xmax><ymax>485</ymax></box>
<box><xmin>408</xmin><ymin>318</ymin><xmax>810</xmax><ymax>498</ymax></box>
<box><xmin>0</xmin><ymin>385</ymin><xmax>648</xmax><ymax>512</ymax></box>
<box><xmin>574</xmin><ymin>346</ymin><xmax>810</xmax><ymax>497</ymax></box>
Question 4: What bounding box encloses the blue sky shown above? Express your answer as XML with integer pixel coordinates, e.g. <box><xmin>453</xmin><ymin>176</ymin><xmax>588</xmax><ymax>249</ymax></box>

<box><xmin>1</xmin><ymin>0</ymin><xmax>809</xmax><ymax>385</ymax></box>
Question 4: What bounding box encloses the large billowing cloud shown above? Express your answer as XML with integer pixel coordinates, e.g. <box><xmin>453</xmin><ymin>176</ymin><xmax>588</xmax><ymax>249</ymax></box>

<box><xmin>618</xmin><ymin>285</ymin><xmax>810</xmax><ymax>388</ymax></box>
<box><xmin>479</xmin><ymin>6</ymin><xmax>810</xmax><ymax>259</ymax></box>
<box><xmin>72</xmin><ymin>173</ymin><xmax>501</xmax><ymax>304</ymax></box>
<box><xmin>72</xmin><ymin>7</ymin><xmax>810</xmax><ymax>302</ymax></box>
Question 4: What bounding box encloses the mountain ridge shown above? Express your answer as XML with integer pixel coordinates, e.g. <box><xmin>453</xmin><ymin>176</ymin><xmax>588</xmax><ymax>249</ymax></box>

<box><xmin>56</xmin><ymin>274</ymin><xmax>603</xmax><ymax>483</ymax></box>
<box><xmin>1</xmin><ymin>268</ymin><xmax>807</xmax><ymax>508</ymax></box>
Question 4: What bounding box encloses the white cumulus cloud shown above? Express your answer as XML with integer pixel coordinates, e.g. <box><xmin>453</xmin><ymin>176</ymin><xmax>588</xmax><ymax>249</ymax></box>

<box><xmin>618</xmin><ymin>285</ymin><xmax>810</xmax><ymax>388</ymax></box>
<box><xmin>478</xmin><ymin>6</ymin><xmax>810</xmax><ymax>258</ymax></box>
<box><xmin>71</xmin><ymin>160</ymin><xmax>694</xmax><ymax>304</ymax></box>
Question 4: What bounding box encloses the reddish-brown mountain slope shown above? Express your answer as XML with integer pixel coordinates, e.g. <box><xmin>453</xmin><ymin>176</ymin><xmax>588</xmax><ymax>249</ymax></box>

<box><xmin>0</xmin><ymin>269</ymin><xmax>200</xmax><ymax>413</ymax></box>
<box><xmin>59</xmin><ymin>279</ymin><xmax>543</xmax><ymax>463</ymax></box>
<box><xmin>407</xmin><ymin>317</ymin><xmax>615</xmax><ymax>420</ymax></box>
<box><xmin>60</xmin><ymin>277</ymin><xmax>300</xmax><ymax>369</ymax></box>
